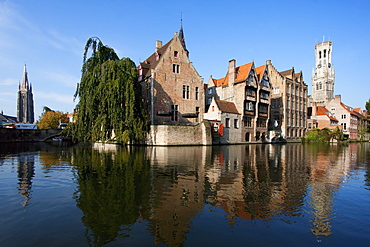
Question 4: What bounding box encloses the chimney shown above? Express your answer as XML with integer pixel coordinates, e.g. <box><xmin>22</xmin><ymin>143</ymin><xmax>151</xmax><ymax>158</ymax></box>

<box><xmin>312</xmin><ymin>102</ymin><xmax>317</xmax><ymax>117</ymax></box>
<box><xmin>266</xmin><ymin>60</ymin><xmax>271</xmax><ymax>65</ymax></box>
<box><xmin>156</xmin><ymin>40</ymin><xmax>162</xmax><ymax>51</ymax></box>
<box><xmin>228</xmin><ymin>59</ymin><xmax>236</xmax><ymax>84</ymax></box>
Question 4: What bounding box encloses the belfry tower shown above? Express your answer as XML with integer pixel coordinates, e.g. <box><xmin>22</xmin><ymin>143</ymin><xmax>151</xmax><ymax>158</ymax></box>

<box><xmin>17</xmin><ymin>64</ymin><xmax>34</xmax><ymax>123</ymax></box>
<box><xmin>311</xmin><ymin>39</ymin><xmax>335</xmax><ymax>105</ymax></box>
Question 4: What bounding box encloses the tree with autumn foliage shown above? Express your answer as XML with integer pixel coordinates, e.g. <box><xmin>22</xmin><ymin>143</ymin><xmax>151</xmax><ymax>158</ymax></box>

<box><xmin>37</xmin><ymin>106</ymin><xmax>69</xmax><ymax>129</ymax></box>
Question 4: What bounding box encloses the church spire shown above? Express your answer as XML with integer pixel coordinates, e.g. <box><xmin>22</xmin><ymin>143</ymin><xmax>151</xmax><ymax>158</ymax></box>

<box><xmin>21</xmin><ymin>64</ymin><xmax>29</xmax><ymax>90</ymax></box>
<box><xmin>178</xmin><ymin>14</ymin><xmax>187</xmax><ymax>51</ymax></box>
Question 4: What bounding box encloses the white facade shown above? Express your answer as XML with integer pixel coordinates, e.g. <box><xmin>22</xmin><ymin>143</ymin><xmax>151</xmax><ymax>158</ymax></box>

<box><xmin>311</xmin><ymin>40</ymin><xmax>335</xmax><ymax>105</ymax></box>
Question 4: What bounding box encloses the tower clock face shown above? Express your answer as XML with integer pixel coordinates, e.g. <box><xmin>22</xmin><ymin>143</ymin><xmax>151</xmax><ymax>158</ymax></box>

<box><xmin>318</xmin><ymin>64</ymin><xmax>321</xmax><ymax>68</ymax></box>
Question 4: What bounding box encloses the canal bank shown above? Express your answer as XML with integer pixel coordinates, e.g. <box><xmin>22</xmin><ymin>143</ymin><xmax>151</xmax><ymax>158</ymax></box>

<box><xmin>0</xmin><ymin>128</ymin><xmax>61</xmax><ymax>142</ymax></box>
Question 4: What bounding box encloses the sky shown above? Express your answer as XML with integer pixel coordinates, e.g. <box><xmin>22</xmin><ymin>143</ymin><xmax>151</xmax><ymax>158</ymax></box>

<box><xmin>1</xmin><ymin>0</ymin><xmax>370</xmax><ymax>120</ymax></box>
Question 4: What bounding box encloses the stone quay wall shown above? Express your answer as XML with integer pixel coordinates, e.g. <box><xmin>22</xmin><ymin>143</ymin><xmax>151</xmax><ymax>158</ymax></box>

<box><xmin>0</xmin><ymin>128</ymin><xmax>61</xmax><ymax>142</ymax></box>
<box><xmin>146</xmin><ymin>121</ymin><xmax>212</xmax><ymax>146</ymax></box>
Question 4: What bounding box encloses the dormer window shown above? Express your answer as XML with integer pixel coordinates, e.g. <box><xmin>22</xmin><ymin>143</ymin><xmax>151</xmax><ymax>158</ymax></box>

<box><xmin>174</xmin><ymin>51</ymin><xmax>178</xmax><ymax>57</ymax></box>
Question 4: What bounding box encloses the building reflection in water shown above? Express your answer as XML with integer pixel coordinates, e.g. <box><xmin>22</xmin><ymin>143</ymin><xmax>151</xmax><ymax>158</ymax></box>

<box><xmin>145</xmin><ymin>146</ymin><xmax>209</xmax><ymax>246</ymax></box>
<box><xmin>73</xmin><ymin>143</ymin><xmax>356</xmax><ymax>245</ymax></box>
<box><xmin>17</xmin><ymin>153</ymin><xmax>35</xmax><ymax>207</ymax></box>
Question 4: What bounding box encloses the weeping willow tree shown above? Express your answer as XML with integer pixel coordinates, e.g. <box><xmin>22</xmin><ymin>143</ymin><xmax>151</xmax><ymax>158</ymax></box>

<box><xmin>71</xmin><ymin>37</ymin><xmax>149</xmax><ymax>144</ymax></box>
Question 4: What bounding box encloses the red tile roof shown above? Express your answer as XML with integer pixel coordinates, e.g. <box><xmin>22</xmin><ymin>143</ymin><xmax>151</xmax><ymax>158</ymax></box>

<box><xmin>256</xmin><ymin>64</ymin><xmax>266</xmax><ymax>81</ymax></box>
<box><xmin>316</xmin><ymin>106</ymin><xmax>338</xmax><ymax>121</ymax></box>
<box><xmin>217</xmin><ymin>62</ymin><xmax>253</xmax><ymax>87</ymax></box>
<box><xmin>235</xmin><ymin>62</ymin><xmax>253</xmax><ymax>82</ymax></box>
<box><xmin>212</xmin><ymin>78</ymin><xmax>225</xmax><ymax>87</ymax></box>
<box><xmin>215</xmin><ymin>100</ymin><xmax>239</xmax><ymax>114</ymax></box>
<box><xmin>340</xmin><ymin>103</ymin><xmax>365</xmax><ymax>118</ymax></box>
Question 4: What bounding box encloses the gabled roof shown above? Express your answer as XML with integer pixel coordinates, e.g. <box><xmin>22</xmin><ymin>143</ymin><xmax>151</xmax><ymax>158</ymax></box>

<box><xmin>235</xmin><ymin>62</ymin><xmax>253</xmax><ymax>82</ymax></box>
<box><xmin>220</xmin><ymin>61</ymin><xmax>253</xmax><ymax>87</ymax></box>
<box><xmin>139</xmin><ymin>40</ymin><xmax>172</xmax><ymax>77</ymax></box>
<box><xmin>279</xmin><ymin>69</ymin><xmax>293</xmax><ymax>77</ymax></box>
<box><xmin>212</xmin><ymin>78</ymin><xmax>225</xmax><ymax>87</ymax></box>
<box><xmin>215</xmin><ymin>100</ymin><xmax>239</xmax><ymax>114</ymax></box>
<box><xmin>256</xmin><ymin>64</ymin><xmax>266</xmax><ymax>81</ymax></box>
<box><xmin>317</xmin><ymin>106</ymin><xmax>338</xmax><ymax>121</ymax></box>
<box><xmin>340</xmin><ymin>102</ymin><xmax>365</xmax><ymax>118</ymax></box>
<box><xmin>294</xmin><ymin>71</ymin><xmax>302</xmax><ymax>80</ymax></box>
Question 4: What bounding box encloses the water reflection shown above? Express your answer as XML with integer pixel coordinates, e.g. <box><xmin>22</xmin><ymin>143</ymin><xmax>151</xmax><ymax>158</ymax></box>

<box><xmin>69</xmin><ymin>143</ymin><xmax>369</xmax><ymax>246</ymax></box>
<box><xmin>2</xmin><ymin>142</ymin><xmax>369</xmax><ymax>246</ymax></box>
<box><xmin>17</xmin><ymin>153</ymin><xmax>35</xmax><ymax>206</ymax></box>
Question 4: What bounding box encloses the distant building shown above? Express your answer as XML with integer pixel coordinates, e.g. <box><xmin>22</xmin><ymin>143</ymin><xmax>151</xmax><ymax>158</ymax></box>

<box><xmin>308</xmin><ymin>40</ymin><xmax>368</xmax><ymax>141</ymax></box>
<box><xmin>311</xmin><ymin>40</ymin><xmax>335</xmax><ymax>105</ymax></box>
<box><xmin>17</xmin><ymin>65</ymin><xmax>34</xmax><ymax>123</ymax></box>
<box><xmin>307</xmin><ymin>103</ymin><xmax>340</xmax><ymax>131</ymax></box>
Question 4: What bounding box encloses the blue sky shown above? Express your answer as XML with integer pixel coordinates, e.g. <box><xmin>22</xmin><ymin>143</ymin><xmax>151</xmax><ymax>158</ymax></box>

<box><xmin>1</xmin><ymin>0</ymin><xmax>369</xmax><ymax>119</ymax></box>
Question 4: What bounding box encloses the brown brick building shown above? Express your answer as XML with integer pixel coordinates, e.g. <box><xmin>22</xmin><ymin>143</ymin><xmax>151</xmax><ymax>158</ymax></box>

<box><xmin>139</xmin><ymin>28</ymin><xmax>204</xmax><ymax>126</ymax></box>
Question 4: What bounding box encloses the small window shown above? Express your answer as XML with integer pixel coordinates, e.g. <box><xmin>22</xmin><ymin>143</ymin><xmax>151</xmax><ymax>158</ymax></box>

<box><xmin>182</xmin><ymin>85</ymin><xmax>190</xmax><ymax>99</ymax></box>
<box><xmin>171</xmin><ymin>105</ymin><xmax>178</xmax><ymax>121</ymax></box>
<box><xmin>195</xmin><ymin>87</ymin><xmax>199</xmax><ymax>100</ymax></box>
<box><xmin>173</xmin><ymin>64</ymin><xmax>180</xmax><ymax>73</ymax></box>
<box><xmin>234</xmin><ymin>119</ymin><xmax>238</xmax><ymax>128</ymax></box>
<box><xmin>208</xmin><ymin>98</ymin><xmax>212</xmax><ymax>104</ymax></box>
<box><xmin>212</xmin><ymin>106</ymin><xmax>215</xmax><ymax>111</ymax></box>
<box><xmin>208</xmin><ymin>88</ymin><xmax>213</xmax><ymax>94</ymax></box>
<box><xmin>225</xmin><ymin>118</ymin><xmax>230</xmax><ymax>128</ymax></box>
<box><xmin>274</xmin><ymin>87</ymin><xmax>280</xmax><ymax>94</ymax></box>
<box><xmin>174</xmin><ymin>51</ymin><xmax>178</xmax><ymax>57</ymax></box>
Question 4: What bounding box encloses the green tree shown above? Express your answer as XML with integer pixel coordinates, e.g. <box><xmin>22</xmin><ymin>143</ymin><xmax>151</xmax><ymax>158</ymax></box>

<box><xmin>37</xmin><ymin>107</ymin><xmax>68</xmax><ymax>129</ymax></box>
<box><xmin>71</xmin><ymin>37</ymin><xmax>149</xmax><ymax>144</ymax></box>
<box><xmin>366</xmin><ymin>99</ymin><xmax>370</xmax><ymax>133</ymax></box>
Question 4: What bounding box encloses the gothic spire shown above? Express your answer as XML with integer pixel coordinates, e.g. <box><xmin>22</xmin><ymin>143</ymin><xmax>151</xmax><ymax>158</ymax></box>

<box><xmin>21</xmin><ymin>64</ymin><xmax>29</xmax><ymax>90</ymax></box>
<box><xmin>178</xmin><ymin>14</ymin><xmax>187</xmax><ymax>51</ymax></box>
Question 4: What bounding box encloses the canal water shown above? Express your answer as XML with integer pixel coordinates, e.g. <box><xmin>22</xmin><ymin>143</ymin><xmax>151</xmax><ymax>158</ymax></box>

<box><xmin>0</xmin><ymin>142</ymin><xmax>369</xmax><ymax>247</ymax></box>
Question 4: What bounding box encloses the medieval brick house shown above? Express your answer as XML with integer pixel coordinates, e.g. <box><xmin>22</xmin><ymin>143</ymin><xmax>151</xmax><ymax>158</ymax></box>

<box><xmin>139</xmin><ymin>26</ymin><xmax>204</xmax><ymax>126</ymax></box>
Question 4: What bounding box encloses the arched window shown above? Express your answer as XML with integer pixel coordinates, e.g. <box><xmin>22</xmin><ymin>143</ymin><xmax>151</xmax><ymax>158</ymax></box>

<box><xmin>319</xmin><ymin>51</ymin><xmax>322</xmax><ymax>59</ymax></box>
<box><xmin>324</xmin><ymin>49</ymin><xmax>327</xmax><ymax>58</ymax></box>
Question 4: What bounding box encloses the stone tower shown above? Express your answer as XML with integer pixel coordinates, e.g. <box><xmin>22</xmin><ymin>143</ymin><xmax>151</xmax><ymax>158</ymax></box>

<box><xmin>311</xmin><ymin>39</ymin><xmax>335</xmax><ymax>105</ymax></box>
<box><xmin>17</xmin><ymin>64</ymin><xmax>34</xmax><ymax>123</ymax></box>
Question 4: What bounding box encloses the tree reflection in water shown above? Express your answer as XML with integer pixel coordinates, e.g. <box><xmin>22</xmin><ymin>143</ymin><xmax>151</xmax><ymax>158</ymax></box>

<box><xmin>73</xmin><ymin>145</ymin><xmax>151</xmax><ymax>247</ymax></box>
<box><xmin>67</xmin><ymin>142</ymin><xmax>369</xmax><ymax>246</ymax></box>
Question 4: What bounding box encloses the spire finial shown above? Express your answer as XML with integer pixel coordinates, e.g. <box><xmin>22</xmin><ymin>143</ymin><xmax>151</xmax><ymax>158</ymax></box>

<box><xmin>179</xmin><ymin>13</ymin><xmax>187</xmax><ymax>51</ymax></box>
